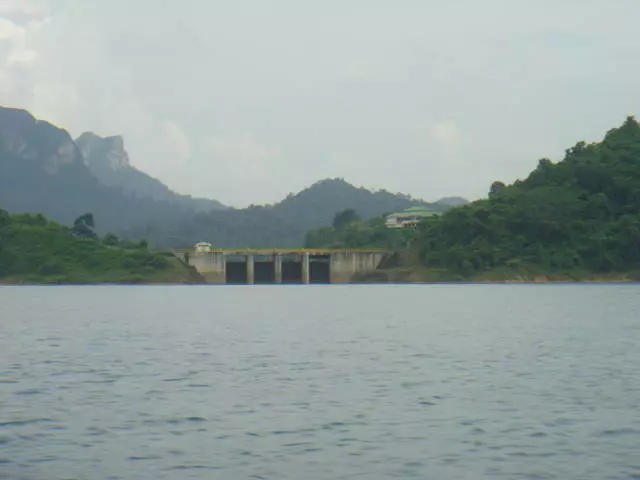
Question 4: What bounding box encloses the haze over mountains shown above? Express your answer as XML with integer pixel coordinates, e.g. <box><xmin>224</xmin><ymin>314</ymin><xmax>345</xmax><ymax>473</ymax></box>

<box><xmin>75</xmin><ymin>132</ymin><xmax>226</xmax><ymax>213</ymax></box>
<box><xmin>0</xmin><ymin>106</ymin><xmax>466</xmax><ymax>248</ymax></box>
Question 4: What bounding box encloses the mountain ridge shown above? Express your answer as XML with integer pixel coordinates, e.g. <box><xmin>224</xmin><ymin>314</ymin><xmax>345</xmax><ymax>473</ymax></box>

<box><xmin>0</xmin><ymin>106</ymin><xmax>467</xmax><ymax>248</ymax></box>
<box><xmin>0</xmin><ymin>106</ymin><xmax>202</xmax><ymax>236</ymax></box>
<box><xmin>75</xmin><ymin>131</ymin><xmax>226</xmax><ymax>212</ymax></box>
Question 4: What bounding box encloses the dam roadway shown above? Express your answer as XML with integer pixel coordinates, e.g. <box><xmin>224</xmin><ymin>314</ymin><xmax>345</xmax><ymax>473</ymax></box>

<box><xmin>177</xmin><ymin>249</ymin><xmax>388</xmax><ymax>285</ymax></box>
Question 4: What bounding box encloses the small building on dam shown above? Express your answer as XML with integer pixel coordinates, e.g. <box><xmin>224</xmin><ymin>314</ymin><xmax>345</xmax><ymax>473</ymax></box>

<box><xmin>182</xmin><ymin>249</ymin><xmax>387</xmax><ymax>285</ymax></box>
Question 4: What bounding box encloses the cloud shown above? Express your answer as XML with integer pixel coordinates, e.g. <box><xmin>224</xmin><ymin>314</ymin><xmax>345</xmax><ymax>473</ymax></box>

<box><xmin>2</xmin><ymin>0</ymin><xmax>640</xmax><ymax>206</ymax></box>
<box><xmin>432</xmin><ymin>120</ymin><xmax>461</xmax><ymax>146</ymax></box>
<box><xmin>179</xmin><ymin>134</ymin><xmax>287</xmax><ymax>205</ymax></box>
<box><xmin>201</xmin><ymin>135</ymin><xmax>282</xmax><ymax>172</ymax></box>
<box><xmin>0</xmin><ymin>0</ymin><xmax>45</xmax><ymax>16</ymax></box>
<box><xmin>0</xmin><ymin>0</ymin><xmax>48</xmax><ymax>64</ymax></box>
<box><xmin>7</xmin><ymin>47</ymin><xmax>37</xmax><ymax>66</ymax></box>
<box><xmin>0</xmin><ymin>17</ymin><xmax>24</xmax><ymax>40</ymax></box>
<box><xmin>417</xmin><ymin>120</ymin><xmax>464</xmax><ymax>171</ymax></box>
<box><xmin>0</xmin><ymin>17</ymin><xmax>38</xmax><ymax>65</ymax></box>
<box><xmin>0</xmin><ymin>14</ymin><xmax>45</xmax><ymax>106</ymax></box>
<box><xmin>162</xmin><ymin>121</ymin><xmax>191</xmax><ymax>164</ymax></box>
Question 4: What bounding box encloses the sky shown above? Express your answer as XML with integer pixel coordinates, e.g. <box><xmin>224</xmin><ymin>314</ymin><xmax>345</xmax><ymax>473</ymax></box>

<box><xmin>1</xmin><ymin>0</ymin><xmax>639</xmax><ymax>207</ymax></box>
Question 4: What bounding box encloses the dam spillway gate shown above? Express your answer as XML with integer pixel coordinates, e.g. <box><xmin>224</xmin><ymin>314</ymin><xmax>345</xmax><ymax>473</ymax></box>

<box><xmin>180</xmin><ymin>250</ymin><xmax>387</xmax><ymax>285</ymax></box>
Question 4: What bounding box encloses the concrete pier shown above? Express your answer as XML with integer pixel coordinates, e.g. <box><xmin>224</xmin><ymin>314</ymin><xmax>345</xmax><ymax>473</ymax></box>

<box><xmin>246</xmin><ymin>255</ymin><xmax>255</xmax><ymax>285</ymax></box>
<box><xmin>274</xmin><ymin>254</ymin><xmax>283</xmax><ymax>284</ymax></box>
<box><xmin>182</xmin><ymin>249</ymin><xmax>387</xmax><ymax>285</ymax></box>
<box><xmin>330</xmin><ymin>251</ymin><xmax>387</xmax><ymax>284</ymax></box>
<box><xmin>302</xmin><ymin>252</ymin><xmax>310</xmax><ymax>284</ymax></box>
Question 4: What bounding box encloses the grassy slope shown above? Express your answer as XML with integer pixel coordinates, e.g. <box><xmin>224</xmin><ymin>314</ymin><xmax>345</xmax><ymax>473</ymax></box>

<box><xmin>0</xmin><ymin>212</ymin><xmax>203</xmax><ymax>284</ymax></box>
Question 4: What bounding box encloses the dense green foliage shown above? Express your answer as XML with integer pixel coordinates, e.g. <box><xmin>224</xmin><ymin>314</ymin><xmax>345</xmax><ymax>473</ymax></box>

<box><xmin>418</xmin><ymin>117</ymin><xmax>640</xmax><ymax>278</ymax></box>
<box><xmin>130</xmin><ymin>178</ymin><xmax>453</xmax><ymax>248</ymax></box>
<box><xmin>0</xmin><ymin>210</ymin><xmax>180</xmax><ymax>283</ymax></box>
<box><xmin>71</xmin><ymin>212</ymin><xmax>97</xmax><ymax>239</ymax></box>
<box><xmin>304</xmin><ymin>216</ymin><xmax>420</xmax><ymax>250</ymax></box>
<box><xmin>332</xmin><ymin>208</ymin><xmax>361</xmax><ymax>229</ymax></box>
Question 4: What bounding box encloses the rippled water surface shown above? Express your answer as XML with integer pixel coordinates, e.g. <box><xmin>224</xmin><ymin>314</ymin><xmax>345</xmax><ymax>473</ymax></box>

<box><xmin>2</xmin><ymin>285</ymin><xmax>640</xmax><ymax>479</ymax></box>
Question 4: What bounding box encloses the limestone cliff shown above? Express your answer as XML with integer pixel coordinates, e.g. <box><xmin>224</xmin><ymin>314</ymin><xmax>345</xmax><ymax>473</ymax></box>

<box><xmin>76</xmin><ymin>132</ymin><xmax>131</xmax><ymax>171</ymax></box>
<box><xmin>0</xmin><ymin>106</ymin><xmax>196</xmax><ymax>236</ymax></box>
<box><xmin>75</xmin><ymin>131</ymin><xmax>225</xmax><ymax>212</ymax></box>
<box><xmin>0</xmin><ymin>107</ymin><xmax>86</xmax><ymax>175</ymax></box>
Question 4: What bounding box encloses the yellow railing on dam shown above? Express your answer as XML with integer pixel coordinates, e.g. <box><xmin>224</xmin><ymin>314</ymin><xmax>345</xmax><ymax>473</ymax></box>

<box><xmin>173</xmin><ymin>248</ymin><xmax>387</xmax><ymax>255</ymax></box>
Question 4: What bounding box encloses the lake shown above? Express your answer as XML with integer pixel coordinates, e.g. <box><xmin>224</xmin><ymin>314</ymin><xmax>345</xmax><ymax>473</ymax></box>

<box><xmin>1</xmin><ymin>285</ymin><xmax>640</xmax><ymax>479</ymax></box>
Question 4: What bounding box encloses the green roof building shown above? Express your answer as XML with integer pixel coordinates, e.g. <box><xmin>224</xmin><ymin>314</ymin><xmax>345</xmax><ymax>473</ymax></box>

<box><xmin>385</xmin><ymin>206</ymin><xmax>440</xmax><ymax>228</ymax></box>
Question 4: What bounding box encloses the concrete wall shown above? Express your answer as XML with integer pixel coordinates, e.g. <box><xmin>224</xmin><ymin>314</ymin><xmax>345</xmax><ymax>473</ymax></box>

<box><xmin>329</xmin><ymin>252</ymin><xmax>386</xmax><ymax>284</ymax></box>
<box><xmin>184</xmin><ymin>251</ymin><xmax>386</xmax><ymax>284</ymax></box>
<box><xmin>188</xmin><ymin>252</ymin><xmax>226</xmax><ymax>284</ymax></box>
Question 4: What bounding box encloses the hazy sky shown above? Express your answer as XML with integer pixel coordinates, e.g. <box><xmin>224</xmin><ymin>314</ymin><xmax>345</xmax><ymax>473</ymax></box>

<box><xmin>1</xmin><ymin>0</ymin><xmax>638</xmax><ymax>206</ymax></box>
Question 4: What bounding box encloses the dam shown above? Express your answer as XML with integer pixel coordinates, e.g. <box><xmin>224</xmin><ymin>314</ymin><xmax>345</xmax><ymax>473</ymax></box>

<box><xmin>180</xmin><ymin>250</ymin><xmax>388</xmax><ymax>285</ymax></box>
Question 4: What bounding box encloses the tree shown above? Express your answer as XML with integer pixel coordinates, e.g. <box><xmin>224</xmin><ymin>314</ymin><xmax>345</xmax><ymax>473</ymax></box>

<box><xmin>103</xmin><ymin>233</ymin><xmax>120</xmax><ymax>246</ymax></box>
<box><xmin>0</xmin><ymin>209</ymin><xmax>9</xmax><ymax>228</ymax></box>
<box><xmin>72</xmin><ymin>213</ymin><xmax>97</xmax><ymax>239</ymax></box>
<box><xmin>75</xmin><ymin>212</ymin><xmax>95</xmax><ymax>228</ymax></box>
<box><xmin>332</xmin><ymin>209</ymin><xmax>360</xmax><ymax>229</ymax></box>
<box><xmin>489</xmin><ymin>181</ymin><xmax>506</xmax><ymax>198</ymax></box>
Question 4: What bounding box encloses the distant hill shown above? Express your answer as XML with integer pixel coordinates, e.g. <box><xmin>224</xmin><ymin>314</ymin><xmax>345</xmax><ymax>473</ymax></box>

<box><xmin>0</xmin><ymin>106</ymin><xmax>464</xmax><ymax>248</ymax></box>
<box><xmin>133</xmin><ymin>178</ymin><xmax>458</xmax><ymax>248</ymax></box>
<box><xmin>267</xmin><ymin>178</ymin><xmax>450</xmax><ymax>232</ymax></box>
<box><xmin>76</xmin><ymin>132</ymin><xmax>225</xmax><ymax>212</ymax></box>
<box><xmin>435</xmin><ymin>196</ymin><xmax>468</xmax><ymax>207</ymax></box>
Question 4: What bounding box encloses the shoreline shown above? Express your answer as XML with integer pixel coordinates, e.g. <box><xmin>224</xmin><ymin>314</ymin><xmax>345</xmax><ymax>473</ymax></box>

<box><xmin>1</xmin><ymin>278</ymin><xmax>638</xmax><ymax>286</ymax></box>
<box><xmin>2</xmin><ymin>264</ymin><xmax>639</xmax><ymax>286</ymax></box>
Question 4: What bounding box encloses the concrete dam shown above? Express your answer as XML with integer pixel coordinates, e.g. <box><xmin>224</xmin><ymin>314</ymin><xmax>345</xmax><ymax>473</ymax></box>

<box><xmin>182</xmin><ymin>250</ymin><xmax>388</xmax><ymax>285</ymax></box>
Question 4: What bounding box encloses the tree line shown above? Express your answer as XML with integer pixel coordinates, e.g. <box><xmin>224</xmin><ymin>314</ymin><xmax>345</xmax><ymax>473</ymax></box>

<box><xmin>304</xmin><ymin>117</ymin><xmax>640</xmax><ymax>280</ymax></box>
<box><xmin>0</xmin><ymin>211</ymin><xmax>171</xmax><ymax>283</ymax></box>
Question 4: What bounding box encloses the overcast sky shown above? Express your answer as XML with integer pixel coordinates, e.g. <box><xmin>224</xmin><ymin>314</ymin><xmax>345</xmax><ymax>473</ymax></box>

<box><xmin>1</xmin><ymin>0</ymin><xmax>638</xmax><ymax>206</ymax></box>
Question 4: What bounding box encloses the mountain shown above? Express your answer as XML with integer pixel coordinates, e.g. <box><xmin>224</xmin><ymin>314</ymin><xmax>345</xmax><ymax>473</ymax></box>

<box><xmin>0</xmin><ymin>106</ymin><xmax>100</xmax><ymax>225</ymax></box>
<box><xmin>132</xmin><ymin>178</ymin><xmax>456</xmax><ymax>248</ymax></box>
<box><xmin>272</xmin><ymin>178</ymin><xmax>451</xmax><ymax>232</ymax></box>
<box><xmin>435</xmin><ymin>196</ymin><xmax>468</xmax><ymax>207</ymax></box>
<box><xmin>0</xmin><ymin>106</ymin><xmax>200</xmax><ymax>236</ymax></box>
<box><xmin>76</xmin><ymin>132</ymin><xmax>225</xmax><ymax>212</ymax></box>
<box><xmin>418</xmin><ymin>116</ymin><xmax>640</xmax><ymax>280</ymax></box>
<box><xmin>0</xmin><ymin>106</ymin><xmax>463</xmax><ymax>248</ymax></box>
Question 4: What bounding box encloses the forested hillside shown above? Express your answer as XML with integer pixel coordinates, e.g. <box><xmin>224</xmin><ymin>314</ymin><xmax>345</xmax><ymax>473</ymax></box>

<box><xmin>304</xmin><ymin>216</ymin><xmax>418</xmax><ymax>250</ymax></box>
<box><xmin>418</xmin><ymin>116</ymin><xmax>640</xmax><ymax>279</ymax></box>
<box><xmin>273</xmin><ymin>178</ymin><xmax>444</xmax><ymax>230</ymax></box>
<box><xmin>0</xmin><ymin>210</ymin><xmax>199</xmax><ymax>284</ymax></box>
<box><xmin>149</xmin><ymin>178</ymin><xmax>452</xmax><ymax>248</ymax></box>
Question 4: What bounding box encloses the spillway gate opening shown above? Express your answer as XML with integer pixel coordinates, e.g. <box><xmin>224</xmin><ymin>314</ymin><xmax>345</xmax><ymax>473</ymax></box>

<box><xmin>185</xmin><ymin>250</ymin><xmax>386</xmax><ymax>285</ymax></box>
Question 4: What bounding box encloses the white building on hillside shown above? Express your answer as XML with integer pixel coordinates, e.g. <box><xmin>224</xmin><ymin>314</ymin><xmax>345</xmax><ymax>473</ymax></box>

<box><xmin>194</xmin><ymin>242</ymin><xmax>213</xmax><ymax>253</ymax></box>
<box><xmin>385</xmin><ymin>206</ymin><xmax>439</xmax><ymax>228</ymax></box>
